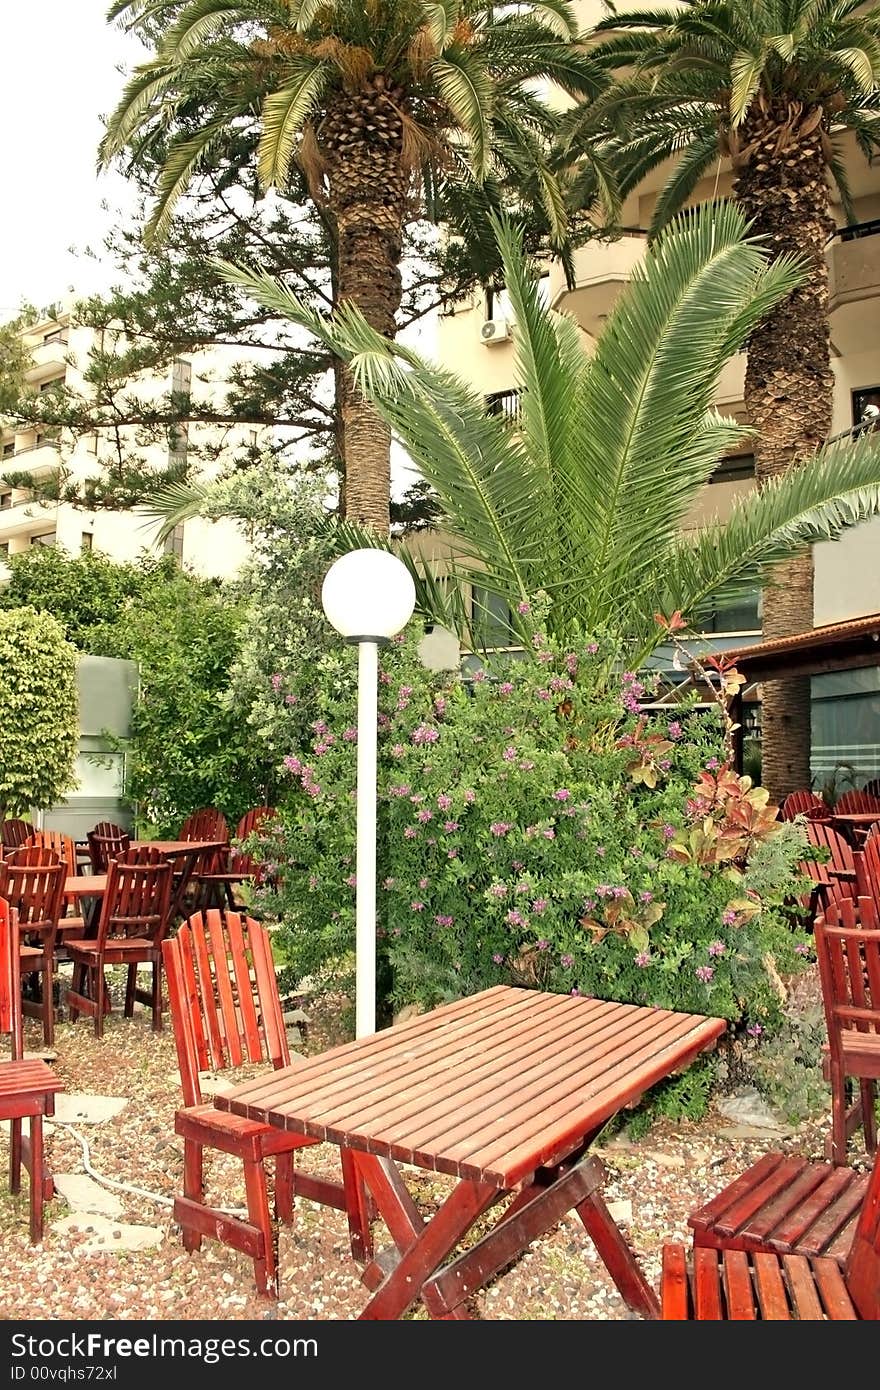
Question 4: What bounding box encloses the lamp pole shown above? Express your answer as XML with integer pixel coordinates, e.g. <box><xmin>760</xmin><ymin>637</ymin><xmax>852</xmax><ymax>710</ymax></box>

<box><xmin>321</xmin><ymin>549</ymin><xmax>416</xmax><ymax>1038</ymax></box>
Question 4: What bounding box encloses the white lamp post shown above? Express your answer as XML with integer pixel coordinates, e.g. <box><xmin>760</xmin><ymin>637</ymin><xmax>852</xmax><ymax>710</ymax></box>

<box><xmin>321</xmin><ymin>548</ymin><xmax>416</xmax><ymax>1038</ymax></box>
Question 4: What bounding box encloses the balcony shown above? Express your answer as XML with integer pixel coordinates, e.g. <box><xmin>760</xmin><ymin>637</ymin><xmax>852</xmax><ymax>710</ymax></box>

<box><xmin>827</xmin><ymin>220</ymin><xmax>880</xmax><ymax>340</ymax></box>
<box><xmin>1</xmin><ymin>439</ymin><xmax>62</xmax><ymax>479</ymax></box>
<box><xmin>547</xmin><ymin>231</ymin><xmax>647</xmax><ymax>337</ymax></box>
<box><xmin>0</xmin><ymin>493</ymin><xmax>58</xmax><ymax>540</ymax></box>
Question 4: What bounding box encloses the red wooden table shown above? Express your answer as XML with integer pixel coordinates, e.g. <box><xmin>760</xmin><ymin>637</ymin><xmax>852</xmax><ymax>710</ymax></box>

<box><xmin>217</xmin><ymin>984</ymin><xmax>727</xmax><ymax>1319</ymax></box>
<box><xmin>830</xmin><ymin>812</ymin><xmax>880</xmax><ymax>846</ymax></box>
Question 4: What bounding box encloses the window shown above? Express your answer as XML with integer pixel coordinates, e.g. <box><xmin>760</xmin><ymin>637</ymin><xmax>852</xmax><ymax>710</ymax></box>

<box><xmin>710</xmin><ymin>454</ymin><xmax>755</xmax><ymax>484</ymax></box>
<box><xmin>81</xmin><ymin>531</ymin><xmax>93</xmax><ymax>552</ymax></box>
<box><xmin>163</xmin><ymin>522</ymin><xmax>185</xmax><ymax>562</ymax></box>
<box><xmin>0</xmin><ymin>542</ymin><xmax>8</xmax><ymax>557</ymax></box>
<box><xmin>2</xmin><ymin>441</ymin><xmax>14</xmax><ymax>457</ymax></box>
<box><xmin>471</xmin><ymin>584</ymin><xmax>515</xmax><ymax>649</ymax></box>
<box><xmin>39</xmin><ymin>375</ymin><xmax>64</xmax><ymax>392</ymax></box>
<box><xmin>30</xmin><ymin>531</ymin><xmax>56</xmax><ymax>548</ymax></box>
<box><xmin>700</xmin><ymin>588</ymin><xmax>761</xmax><ymax>635</ymax></box>
<box><xmin>853</xmin><ymin>387</ymin><xmax>880</xmax><ymax>434</ymax></box>
<box><xmin>0</xmin><ymin>491</ymin><xmax>12</xmax><ymax>511</ymax></box>
<box><xmin>42</xmin><ymin>328</ymin><xmax>65</xmax><ymax>344</ymax></box>
<box><xmin>485</xmin><ymin>388</ymin><xmax>522</xmax><ymax>424</ymax></box>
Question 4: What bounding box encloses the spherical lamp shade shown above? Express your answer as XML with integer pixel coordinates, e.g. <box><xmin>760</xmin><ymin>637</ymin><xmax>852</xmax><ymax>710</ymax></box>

<box><xmin>321</xmin><ymin>548</ymin><xmax>416</xmax><ymax>641</ymax></box>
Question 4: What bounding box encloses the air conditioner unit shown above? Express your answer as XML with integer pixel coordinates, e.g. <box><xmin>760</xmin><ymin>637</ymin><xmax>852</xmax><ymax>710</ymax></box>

<box><xmin>480</xmin><ymin>318</ymin><xmax>512</xmax><ymax>345</ymax></box>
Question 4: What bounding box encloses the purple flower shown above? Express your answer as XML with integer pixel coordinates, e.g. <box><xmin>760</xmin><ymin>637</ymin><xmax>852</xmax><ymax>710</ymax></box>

<box><xmin>708</xmin><ymin>940</ymin><xmax>726</xmax><ymax>957</ymax></box>
<box><xmin>542</xmin><ymin>828</ymin><xmax>555</xmax><ymax>840</ymax></box>
<box><xmin>502</xmin><ymin>746</ymin><xmax>517</xmax><ymax>762</ymax></box>
<box><xmin>668</xmin><ymin>721</ymin><xmax>682</xmax><ymax>740</ymax></box>
<box><xmin>383</xmin><ymin>877</ymin><xmax>395</xmax><ymax>890</ymax></box>
<box><xmin>308</xmin><ymin>874</ymin><xmax>318</xmax><ymax>890</ymax></box>
<box><xmin>635</xmin><ymin>951</ymin><xmax>651</xmax><ymax>968</ymax></box>
<box><xmin>443</xmin><ymin>820</ymin><xmax>460</xmax><ymax>833</ymax></box>
<box><xmin>596</xmin><ymin>845</ymin><xmax>606</xmax><ymax>857</ymax></box>
<box><xmin>517</xmin><ymin>600</ymin><xmax>531</xmax><ymax>615</ymax></box>
<box><xmin>639</xmin><ymin>890</ymin><xmax>653</xmax><ymax>903</ymax></box>
<box><xmin>746</xmin><ymin>1023</ymin><xmax>763</xmax><ymax>1038</ymax></box>
<box><xmin>570</xmin><ymin>987</ymin><xmax>580</xmax><ymax>997</ymax></box>
<box><xmin>506</xmin><ymin>909</ymin><xmax>526</xmax><ymax>927</ymax></box>
<box><xmin>464</xmin><ymin>789</ymin><xmax>476</xmax><ymax>804</ymax></box>
<box><xmin>795</xmin><ymin>943</ymin><xmax>811</xmax><ymax>957</ymax></box>
<box><xmin>410</xmin><ymin>901</ymin><xmax>425</xmax><ymax>912</ymax></box>
<box><xmin>435</xmin><ymin>915</ymin><xmax>454</xmax><ymax>928</ymax></box>
<box><xmin>392</xmin><ymin>743</ymin><xmax>406</xmax><ymax>758</ymax></box>
<box><xmin>536</xmin><ymin>689</ymin><xmax>552</xmax><ymax>701</ymax></box>
<box><xmin>412</xmin><ymin>724</ymin><xmax>439</xmax><ymax>745</ymax></box>
<box><xmin>285</xmin><ymin>693</ymin><xmax>297</xmax><ymax>705</ymax></box>
<box><xmin>566</xmin><ymin>653</ymin><xmax>578</xmax><ymax>676</ymax></box>
<box><xmin>695</xmin><ymin>965</ymin><xmax>714</xmax><ymax>983</ymax></box>
<box><xmin>472</xmin><ymin>669</ymin><xmax>487</xmax><ymax>683</ymax></box>
<box><xmin>511</xmin><ymin>861</ymin><xmax>524</xmax><ymax>871</ymax></box>
<box><xmin>447</xmin><ymin>847</ymin><xmax>459</xmax><ymax>859</ymax></box>
<box><xmin>344</xmin><ymin>874</ymin><xmax>357</xmax><ymax>888</ymax></box>
<box><xmin>489</xmin><ymin>883</ymin><xmax>507</xmax><ymax>898</ymax></box>
<box><xmin>662</xmin><ymin>824</ymin><xmax>676</xmax><ymax>840</ymax></box>
<box><xmin>553</xmin><ymin>788</ymin><xmax>572</xmax><ymax>802</ymax></box>
<box><xmin>403</xmin><ymin>827</ymin><xmax>418</xmax><ymax>840</ymax></box>
<box><xmin>491</xmin><ymin>822</ymin><xmax>513</xmax><ymax>836</ymax></box>
<box><xmin>536</xmin><ymin>939</ymin><xmax>550</xmax><ymax>951</ymax></box>
<box><xmin>706</xmin><ymin>757</ymin><xmax>720</xmax><ymax>771</ymax></box>
<box><xmin>434</xmin><ymin>694</ymin><xmax>446</xmax><ymax>715</ymax></box>
<box><xmin>271</xmin><ymin>673</ymin><xmax>283</xmax><ymax>692</ymax></box>
<box><xmin>586</xmin><ymin>642</ymin><xmax>599</xmax><ymax>654</ymax></box>
<box><xmin>416</xmin><ymin>809</ymin><xmax>433</xmax><ymax>824</ymax></box>
<box><xmin>560</xmin><ymin>954</ymin><xmax>574</xmax><ymax>968</ymax></box>
<box><xmin>419</xmin><ymin>878</ymin><xmax>429</xmax><ymax>890</ymax></box>
<box><xmin>283</xmin><ymin>755</ymin><xmax>302</xmax><ymax>774</ymax></box>
<box><xmin>492</xmin><ymin>953</ymin><xmax>504</xmax><ymax>964</ymax></box>
<box><xmin>437</xmin><ymin>793</ymin><xmax>452</xmax><ymax>810</ymax></box>
<box><xmin>343</xmin><ymin>726</ymin><xmax>358</xmax><ymax>742</ymax></box>
<box><xmin>499</xmin><ymin>681</ymin><xmax>514</xmax><ymax>695</ymax></box>
<box><xmin>389</xmin><ymin>784</ymin><xmax>411</xmax><ymax>798</ymax></box>
<box><xmin>519</xmin><ymin>759</ymin><xmax>535</xmax><ymax>772</ymax></box>
<box><xmin>311</xmin><ymin>719</ymin><xmax>328</xmax><ymax>736</ymax></box>
<box><xmin>722</xmin><ymin>909</ymin><xmax>737</xmax><ymax>926</ymax></box>
<box><xmin>532</xmin><ymin>898</ymin><xmax>548</xmax><ymax>914</ymax></box>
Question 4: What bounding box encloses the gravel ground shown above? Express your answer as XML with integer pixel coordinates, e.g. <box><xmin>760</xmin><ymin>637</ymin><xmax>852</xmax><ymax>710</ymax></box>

<box><xmin>0</xmin><ymin>966</ymin><xmax>845</xmax><ymax>1323</ymax></box>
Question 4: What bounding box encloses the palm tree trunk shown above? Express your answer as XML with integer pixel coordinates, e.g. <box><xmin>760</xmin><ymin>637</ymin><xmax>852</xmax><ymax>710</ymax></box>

<box><xmin>320</xmin><ymin>82</ymin><xmax>408</xmax><ymax>535</ymax></box>
<box><xmin>737</xmin><ymin>101</ymin><xmax>834</xmax><ymax>803</ymax></box>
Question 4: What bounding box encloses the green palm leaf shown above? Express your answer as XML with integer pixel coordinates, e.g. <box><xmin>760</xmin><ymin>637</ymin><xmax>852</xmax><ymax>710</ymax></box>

<box><xmin>257</xmin><ymin>62</ymin><xmax>328</xmax><ymax>188</ymax></box>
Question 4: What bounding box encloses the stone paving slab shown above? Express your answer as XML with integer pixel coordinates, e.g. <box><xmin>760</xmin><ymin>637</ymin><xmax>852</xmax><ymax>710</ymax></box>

<box><xmin>53</xmin><ymin>1173</ymin><xmax>125</xmax><ymax>1218</ymax></box>
<box><xmin>53</xmin><ymin>1213</ymin><xmax>163</xmax><ymax>1253</ymax></box>
<box><xmin>53</xmin><ymin>1094</ymin><xmax>129</xmax><ymax>1125</ymax></box>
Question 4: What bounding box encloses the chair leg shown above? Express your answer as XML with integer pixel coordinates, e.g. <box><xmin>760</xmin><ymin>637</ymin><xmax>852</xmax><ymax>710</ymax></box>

<box><xmin>41</xmin><ymin>955</ymin><xmax>54</xmax><ymax>1047</ymax></box>
<box><xmin>124</xmin><ymin>965</ymin><xmax>137</xmax><ymax>1018</ymax></box>
<box><xmin>68</xmin><ymin>962</ymin><xmax>84</xmax><ymax>1021</ymax></box>
<box><xmin>826</xmin><ymin>1061</ymin><xmax>849</xmax><ymax>1165</ymax></box>
<box><xmin>341</xmin><ymin>1148</ymin><xmax>374</xmax><ymax>1263</ymax></box>
<box><xmin>94</xmin><ymin>967</ymin><xmax>106</xmax><ymax>1039</ymax></box>
<box><xmin>182</xmin><ymin>1139</ymin><xmax>204</xmax><ymax>1252</ymax></box>
<box><xmin>151</xmin><ymin>960</ymin><xmax>163</xmax><ymax>1032</ymax></box>
<box><xmin>29</xmin><ymin>1116</ymin><xmax>44</xmax><ymax>1243</ymax></box>
<box><xmin>859</xmin><ymin>1079</ymin><xmax>877</xmax><ymax>1154</ymax></box>
<box><xmin>9</xmin><ymin>1118</ymin><xmax>22</xmax><ymax>1194</ymax></box>
<box><xmin>242</xmin><ymin>1156</ymin><xmax>277</xmax><ymax>1298</ymax></box>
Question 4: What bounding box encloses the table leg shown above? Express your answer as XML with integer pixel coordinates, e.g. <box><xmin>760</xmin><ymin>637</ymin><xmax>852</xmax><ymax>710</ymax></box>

<box><xmin>575</xmin><ymin>1186</ymin><xmax>660</xmax><ymax>1318</ymax></box>
<box><xmin>353</xmin><ymin>1155</ymin><xmax>497</xmax><ymax>1321</ymax></box>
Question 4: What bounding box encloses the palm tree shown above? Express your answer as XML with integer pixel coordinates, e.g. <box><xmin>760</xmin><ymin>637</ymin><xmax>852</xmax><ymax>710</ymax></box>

<box><xmin>100</xmin><ymin>0</ymin><xmax>603</xmax><ymax>534</ymax></box>
<box><xmin>562</xmin><ymin>0</ymin><xmax>880</xmax><ymax>798</ymax></box>
<box><xmin>155</xmin><ymin>203</ymin><xmax>880</xmax><ymax>682</ymax></box>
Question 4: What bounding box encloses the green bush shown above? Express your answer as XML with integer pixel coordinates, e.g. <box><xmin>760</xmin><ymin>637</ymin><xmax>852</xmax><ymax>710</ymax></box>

<box><xmin>259</xmin><ymin>603</ymin><xmax>813</xmax><ymax>1039</ymax></box>
<box><xmin>0</xmin><ymin>606</ymin><xmax>79</xmax><ymax>818</ymax></box>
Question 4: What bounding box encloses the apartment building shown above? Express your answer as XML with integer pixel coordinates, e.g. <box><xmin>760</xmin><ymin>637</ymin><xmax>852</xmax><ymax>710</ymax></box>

<box><xmin>0</xmin><ymin>303</ymin><xmax>255</xmax><ymax>579</ymax></box>
<box><xmin>429</xmin><ymin>9</ymin><xmax>880</xmax><ymax>786</ymax></box>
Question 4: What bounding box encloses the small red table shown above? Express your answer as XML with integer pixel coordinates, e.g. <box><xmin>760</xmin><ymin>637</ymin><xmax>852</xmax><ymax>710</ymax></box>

<box><xmin>129</xmin><ymin>840</ymin><xmax>227</xmax><ymax>920</ymax></box>
<box><xmin>217</xmin><ymin>984</ymin><xmax>727</xmax><ymax>1319</ymax></box>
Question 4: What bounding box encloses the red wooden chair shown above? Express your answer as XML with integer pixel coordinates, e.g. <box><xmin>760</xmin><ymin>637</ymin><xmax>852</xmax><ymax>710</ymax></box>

<box><xmin>834</xmin><ymin>789</ymin><xmax>880</xmax><ymax>816</ymax></box>
<box><xmin>0</xmin><ymin>849</ymin><xmax>66</xmax><ymax>1046</ymax></box>
<box><xmin>1</xmin><ymin>819</ymin><xmax>35</xmax><ymax>852</ymax></box>
<box><xmin>815</xmin><ymin>896</ymin><xmax>880</xmax><ymax>1166</ymax></box>
<box><xmin>0</xmin><ymin>895</ymin><xmax>63</xmax><ymax>1242</ymax></box>
<box><xmin>189</xmin><ymin>806</ymin><xmax>277</xmax><ymax>909</ymax></box>
<box><xmin>864</xmin><ymin>779</ymin><xmax>880</xmax><ymax>799</ymax></box>
<box><xmin>661</xmin><ymin>1142</ymin><xmax>880</xmax><ymax>1317</ymax></box>
<box><xmin>162</xmin><ymin>909</ymin><xmax>364</xmax><ymax>1297</ymax></box>
<box><xmin>86</xmin><ymin>822</ymin><xmax>131</xmax><ymax>874</ymax></box>
<box><xmin>780</xmin><ymin>790</ymin><xmax>830</xmax><ymax>822</ymax></box>
<box><xmin>854</xmin><ymin>833</ymin><xmax>880</xmax><ymax>902</ymax></box>
<box><xmin>65</xmin><ymin>846</ymin><xmax>173</xmax><ymax>1038</ymax></box>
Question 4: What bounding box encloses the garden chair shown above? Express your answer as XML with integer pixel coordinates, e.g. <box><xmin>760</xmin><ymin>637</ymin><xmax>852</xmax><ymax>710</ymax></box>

<box><xmin>854</xmin><ymin>833</ymin><xmax>880</xmax><ymax>903</ymax></box>
<box><xmin>188</xmin><ymin>806</ymin><xmax>277</xmax><ymax>909</ymax></box>
<box><xmin>662</xmin><ymin>1142</ymin><xmax>880</xmax><ymax>1318</ymax></box>
<box><xmin>803</xmin><ymin>821</ymin><xmax>858</xmax><ymax>903</ymax></box>
<box><xmin>86</xmin><ymin>821</ymin><xmax>131</xmax><ymax>873</ymax></box>
<box><xmin>834</xmin><ymin>789</ymin><xmax>880</xmax><ymax>816</ymax></box>
<box><xmin>0</xmin><ymin>848</ymin><xmax>66</xmax><ymax>1046</ymax></box>
<box><xmin>161</xmin><ymin>908</ymin><xmax>364</xmax><ymax>1297</ymax></box>
<box><xmin>1</xmin><ymin>819</ymin><xmax>34</xmax><ymax>852</ymax></box>
<box><xmin>864</xmin><ymin>779</ymin><xmax>880</xmax><ymax>800</ymax></box>
<box><xmin>22</xmin><ymin>829</ymin><xmax>82</xmax><ymax>917</ymax></box>
<box><xmin>780</xmin><ymin>790</ymin><xmax>829</xmax><ymax>822</ymax></box>
<box><xmin>65</xmin><ymin>845</ymin><xmax>173</xmax><ymax>1037</ymax></box>
<box><xmin>0</xmin><ymin>895</ymin><xmax>63</xmax><ymax>1242</ymax></box>
<box><xmin>814</xmin><ymin>896</ymin><xmax>880</xmax><ymax>1166</ymax></box>
<box><xmin>176</xmin><ymin>807</ymin><xmax>230</xmax><ymax>909</ymax></box>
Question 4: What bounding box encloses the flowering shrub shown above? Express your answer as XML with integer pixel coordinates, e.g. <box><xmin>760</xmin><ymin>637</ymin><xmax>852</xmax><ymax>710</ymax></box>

<box><xmin>259</xmin><ymin>601</ymin><xmax>813</xmax><ymax>1039</ymax></box>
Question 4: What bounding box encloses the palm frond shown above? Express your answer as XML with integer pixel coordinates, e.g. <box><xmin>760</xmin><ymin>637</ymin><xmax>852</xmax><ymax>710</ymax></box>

<box><xmin>257</xmin><ymin>61</ymin><xmax>328</xmax><ymax>189</ymax></box>
<box><xmin>430</xmin><ymin>50</ymin><xmax>495</xmax><ymax>179</ymax></box>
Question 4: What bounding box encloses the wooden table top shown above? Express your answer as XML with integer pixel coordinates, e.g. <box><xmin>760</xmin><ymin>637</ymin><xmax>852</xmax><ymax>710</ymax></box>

<box><xmin>130</xmin><ymin>839</ymin><xmax>227</xmax><ymax>856</ymax></box>
<box><xmin>64</xmin><ymin>874</ymin><xmax>107</xmax><ymax>898</ymax></box>
<box><xmin>217</xmin><ymin>985</ymin><xmax>727</xmax><ymax>1189</ymax></box>
<box><xmin>830</xmin><ymin>812</ymin><xmax>880</xmax><ymax>825</ymax></box>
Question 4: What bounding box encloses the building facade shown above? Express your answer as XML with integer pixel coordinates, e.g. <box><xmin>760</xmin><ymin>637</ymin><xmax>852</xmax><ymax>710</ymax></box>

<box><xmin>0</xmin><ymin>303</ymin><xmax>255</xmax><ymax>579</ymax></box>
<box><xmin>429</xmin><ymin>8</ymin><xmax>880</xmax><ymax>788</ymax></box>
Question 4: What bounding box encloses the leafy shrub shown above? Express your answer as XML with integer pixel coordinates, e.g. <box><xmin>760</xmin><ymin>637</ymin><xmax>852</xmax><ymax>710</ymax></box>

<box><xmin>0</xmin><ymin>606</ymin><xmax>79</xmax><ymax>818</ymax></box>
<box><xmin>259</xmin><ymin>602</ymin><xmax>813</xmax><ymax>1039</ymax></box>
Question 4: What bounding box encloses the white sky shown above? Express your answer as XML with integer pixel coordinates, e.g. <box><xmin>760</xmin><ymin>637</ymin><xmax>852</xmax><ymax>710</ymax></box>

<box><xmin>0</xmin><ymin>3</ymin><xmax>146</xmax><ymax>320</ymax></box>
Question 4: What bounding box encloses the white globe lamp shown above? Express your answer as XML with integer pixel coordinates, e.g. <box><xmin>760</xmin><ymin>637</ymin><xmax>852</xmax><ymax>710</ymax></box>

<box><xmin>321</xmin><ymin>549</ymin><xmax>416</xmax><ymax>1037</ymax></box>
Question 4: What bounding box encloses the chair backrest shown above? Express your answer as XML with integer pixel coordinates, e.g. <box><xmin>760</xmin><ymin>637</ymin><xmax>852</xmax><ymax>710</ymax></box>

<box><xmin>87</xmin><ymin>823</ymin><xmax>131</xmax><ymax>874</ymax></box>
<box><xmin>780</xmin><ymin>790</ymin><xmax>829</xmax><ymax>822</ymax></box>
<box><xmin>1</xmin><ymin>819</ymin><xmax>34</xmax><ymax>851</ymax></box>
<box><xmin>22</xmin><ymin>829</ymin><xmax>78</xmax><ymax>881</ymax></box>
<box><xmin>834</xmin><ymin>789</ymin><xmax>880</xmax><ymax>816</ymax></box>
<box><xmin>845</xmin><ymin>1145</ymin><xmax>880</xmax><ymax>1319</ymax></box>
<box><xmin>798</xmin><ymin>856</ymin><xmax>857</xmax><ymax>913</ymax></box>
<box><xmin>863</xmin><ymin>779</ymin><xmax>880</xmax><ymax>800</ymax></box>
<box><xmin>805</xmin><ymin>819</ymin><xmax>856</xmax><ymax>873</ymax></box>
<box><xmin>0</xmin><ymin>852</ymin><xmax>66</xmax><ymax>934</ymax></box>
<box><xmin>855</xmin><ymin>834</ymin><xmax>880</xmax><ymax>901</ymax></box>
<box><xmin>162</xmin><ymin>909</ymin><xmax>290</xmax><ymax>1109</ymax></box>
<box><xmin>179</xmin><ymin>807</ymin><xmax>229</xmax><ymax>844</ymax></box>
<box><xmin>94</xmin><ymin>846</ymin><xmax>173</xmax><ymax>950</ymax></box>
<box><xmin>230</xmin><ymin>806</ymin><xmax>277</xmax><ymax>876</ymax></box>
<box><xmin>0</xmin><ymin>896</ymin><xmax>23</xmax><ymax>1059</ymax></box>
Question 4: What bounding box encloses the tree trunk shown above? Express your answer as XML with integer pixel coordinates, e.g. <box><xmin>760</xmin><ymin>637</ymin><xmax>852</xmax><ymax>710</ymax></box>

<box><xmin>319</xmin><ymin>81</ymin><xmax>408</xmax><ymax>535</ymax></box>
<box><xmin>736</xmin><ymin>100</ymin><xmax>834</xmax><ymax>803</ymax></box>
